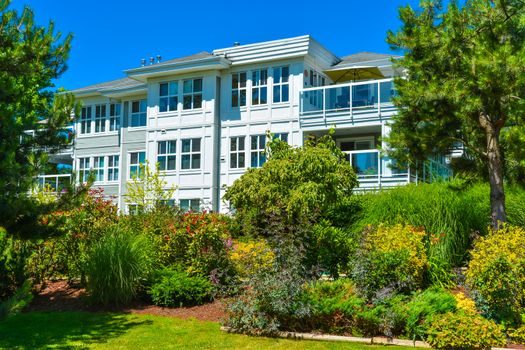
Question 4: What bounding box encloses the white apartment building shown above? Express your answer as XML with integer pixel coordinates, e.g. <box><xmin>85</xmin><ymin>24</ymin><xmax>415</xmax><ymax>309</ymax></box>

<box><xmin>40</xmin><ymin>35</ymin><xmax>451</xmax><ymax>213</ymax></box>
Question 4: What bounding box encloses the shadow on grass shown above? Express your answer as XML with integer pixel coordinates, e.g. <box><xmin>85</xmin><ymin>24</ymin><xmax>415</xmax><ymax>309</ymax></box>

<box><xmin>0</xmin><ymin>311</ymin><xmax>151</xmax><ymax>349</ymax></box>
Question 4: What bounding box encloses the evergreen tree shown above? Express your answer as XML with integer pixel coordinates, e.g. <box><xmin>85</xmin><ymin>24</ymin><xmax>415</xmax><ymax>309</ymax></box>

<box><xmin>386</xmin><ymin>0</ymin><xmax>525</xmax><ymax>226</ymax></box>
<box><xmin>0</xmin><ymin>0</ymin><xmax>78</xmax><ymax>234</ymax></box>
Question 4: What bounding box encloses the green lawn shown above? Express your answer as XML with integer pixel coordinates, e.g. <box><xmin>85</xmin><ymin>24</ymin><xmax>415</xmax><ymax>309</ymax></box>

<box><xmin>0</xmin><ymin>311</ymin><xmax>417</xmax><ymax>350</ymax></box>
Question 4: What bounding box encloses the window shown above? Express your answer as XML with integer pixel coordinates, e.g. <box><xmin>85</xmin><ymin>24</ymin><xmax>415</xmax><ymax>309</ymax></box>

<box><xmin>128</xmin><ymin>204</ymin><xmax>144</xmax><ymax>215</ymax></box>
<box><xmin>159</xmin><ymin>81</ymin><xmax>178</xmax><ymax>112</ymax></box>
<box><xmin>129</xmin><ymin>151</ymin><xmax>146</xmax><ymax>178</ymax></box>
<box><xmin>157</xmin><ymin>140</ymin><xmax>177</xmax><ymax>171</ymax></box>
<box><xmin>250</xmin><ymin>135</ymin><xmax>266</xmax><ymax>168</ymax></box>
<box><xmin>230</xmin><ymin>136</ymin><xmax>245</xmax><ymax>169</ymax></box>
<box><xmin>273</xmin><ymin>66</ymin><xmax>289</xmax><ymax>103</ymax></box>
<box><xmin>78</xmin><ymin>157</ymin><xmax>90</xmax><ymax>182</ymax></box>
<box><xmin>252</xmin><ymin>69</ymin><xmax>268</xmax><ymax>105</ymax></box>
<box><xmin>180</xmin><ymin>199</ymin><xmax>200</xmax><ymax>212</ymax></box>
<box><xmin>231</xmin><ymin>72</ymin><xmax>247</xmax><ymax>107</ymax></box>
<box><xmin>92</xmin><ymin>156</ymin><xmax>105</xmax><ymax>182</ymax></box>
<box><xmin>109</xmin><ymin>103</ymin><xmax>121</xmax><ymax>131</ymax></box>
<box><xmin>108</xmin><ymin>155</ymin><xmax>119</xmax><ymax>181</ymax></box>
<box><xmin>340</xmin><ymin>139</ymin><xmax>374</xmax><ymax>151</ymax></box>
<box><xmin>274</xmin><ymin>132</ymin><xmax>288</xmax><ymax>143</ymax></box>
<box><xmin>80</xmin><ymin>106</ymin><xmax>91</xmax><ymax>134</ymax></box>
<box><xmin>183</xmin><ymin>78</ymin><xmax>203</xmax><ymax>110</ymax></box>
<box><xmin>181</xmin><ymin>138</ymin><xmax>201</xmax><ymax>170</ymax></box>
<box><xmin>160</xmin><ymin>199</ymin><xmax>176</xmax><ymax>207</ymax></box>
<box><xmin>94</xmin><ymin>104</ymin><xmax>106</xmax><ymax>133</ymax></box>
<box><xmin>130</xmin><ymin>99</ymin><xmax>147</xmax><ymax>127</ymax></box>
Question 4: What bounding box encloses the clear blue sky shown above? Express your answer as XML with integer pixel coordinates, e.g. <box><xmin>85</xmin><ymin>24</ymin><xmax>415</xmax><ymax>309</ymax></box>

<box><xmin>12</xmin><ymin>0</ymin><xmax>420</xmax><ymax>90</ymax></box>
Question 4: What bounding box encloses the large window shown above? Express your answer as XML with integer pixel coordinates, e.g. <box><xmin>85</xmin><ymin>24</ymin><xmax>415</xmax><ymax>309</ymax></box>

<box><xmin>93</xmin><ymin>156</ymin><xmax>105</xmax><ymax>182</ymax></box>
<box><xmin>108</xmin><ymin>155</ymin><xmax>119</xmax><ymax>181</ymax></box>
<box><xmin>183</xmin><ymin>78</ymin><xmax>203</xmax><ymax>110</ymax></box>
<box><xmin>129</xmin><ymin>151</ymin><xmax>146</xmax><ymax>178</ymax></box>
<box><xmin>78</xmin><ymin>157</ymin><xmax>90</xmax><ymax>182</ymax></box>
<box><xmin>252</xmin><ymin>69</ymin><xmax>268</xmax><ymax>105</ymax></box>
<box><xmin>180</xmin><ymin>199</ymin><xmax>200</xmax><ymax>212</ymax></box>
<box><xmin>250</xmin><ymin>135</ymin><xmax>266</xmax><ymax>168</ymax></box>
<box><xmin>80</xmin><ymin>106</ymin><xmax>91</xmax><ymax>134</ymax></box>
<box><xmin>109</xmin><ymin>103</ymin><xmax>121</xmax><ymax>131</ymax></box>
<box><xmin>273</xmin><ymin>66</ymin><xmax>289</xmax><ymax>103</ymax></box>
<box><xmin>130</xmin><ymin>99</ymin><xmax>147</xmax><ymax>127</ymax></box>
<box><xmin>157</xmin><ymin>140</ymin><xmax>177</xmax><ymax>171</ymax></box>
<box><xmin>274</xmin><ymin>132</ymin><xmax>289</xmax><ymax>143</ymax></box>
<box><xmin>181</xmin><ymin>138</ymin><xmax>201</xmax><ymax>170</ymax></box>
<box><xmin>159</xmin><ymin>81</ymin><xmax>178</xmax><ymax>112</ymax></box>
<box><xmin>94</xmin><ymin>104</ymin><xmax>106</xmax><ymax>133</ymax></box>
<box><xmin>231</xmin><ymin>72</ymin><xmax>247</xmax><ymax>107</ymax></box>
<box><xmin>230</xmin><ymin>136</ymin><xmax>245</xmax><ymax>169</ymax></box>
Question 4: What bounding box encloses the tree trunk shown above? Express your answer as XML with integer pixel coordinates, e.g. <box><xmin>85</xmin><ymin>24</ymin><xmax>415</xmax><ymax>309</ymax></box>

<box><xmin>481</xmin><ymin>114</ymin><xmax>507</xmax><ymax>228</ymax></box>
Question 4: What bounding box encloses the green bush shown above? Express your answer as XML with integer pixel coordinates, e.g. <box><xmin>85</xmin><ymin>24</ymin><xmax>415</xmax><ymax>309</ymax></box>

<box><xmin>0</xmin><ymin>280</ymin><xmax>33</xmax><ymax>320</ymax></box>
<box><xmin>229</xmin><ymin>239</ymin><xmax>275</xmax><ymax>280</ymax></box>
<box><xmin>312</xmin><ymin>221</ymin><xmax>357</xmax><ymax>277</ymax></box>
<box><xmin>466</xmin><ymin>224</ymin><xmax>525</xmax><ymax>323</ymax></box>
<box><xmin>426</xmin><ymin>311</ymin><xmax>506</xmax><ymax>349</ymax></box>
<box><xmin>148</xmin><ymin>268</ymin><xmax>213</xmax><ymax>307</ymax></box>
<box><xmin>0</xmin><ymin>230</ymin><xmax>30</xmax><ymax>300</ymax></box>
<box><xmin>86</xmin><ymin>227</ymin><xmax>154</xmax><ymax>306</ymax></box>
<box><xmin>404</xmin><ymin>287</ymin><xmax>457</xmax><ymax>340</ymax></box>
<box><xmin>351</xmin><ymin>224</ymin><xmax>428</xmax><ymax>300</ymax></box>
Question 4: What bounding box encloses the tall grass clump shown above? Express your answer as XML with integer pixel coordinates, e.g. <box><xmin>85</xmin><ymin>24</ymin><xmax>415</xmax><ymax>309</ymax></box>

<box><xmin>352</xmin><ymin>182</ymin><xmax>489</xmax><ymax>270</ymax></box>
<box><xmin>86</xmin><ymin>226</ymin><xmax>154</xmax><ymax>306</ymax></box>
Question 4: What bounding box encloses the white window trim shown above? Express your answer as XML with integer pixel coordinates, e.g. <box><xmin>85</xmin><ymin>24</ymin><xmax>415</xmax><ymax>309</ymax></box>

<box><xmin>94</xmin><ymin>104</ymin><xmax>107</xmax><ymax>134</ymax></box>
<box><xmin>231</xmin><ymin>71</ymin><xmax>247</xmax><ymax>109</ymax></box>
<box><xmin>107</xmin><ymin>154</ymin><xmax>120</xmax><ymax>183</ymax></box>
<box><xmin>108</xmin><ymin>103</ymin><xmax>121</xmax><ymax>132</ymax></box>
<box><xmin>250</xmin><ymin>134</ymin><xmax>266</xmax><ymax>169</ymax></box>
<box><xmin>251</xmin><ymin>68</ymin><xmax>269</xmax><ymax>106</ymax></box>
<box><xmin>157</xmin><ymin>140</ymin><xmax>177</xmax><ymax>172</ymax></box>
<box><xmin>129</xmin><ymin>99</ymin><xmax>147</xmax><ymax>129</ymax></box>
<box><xmin>229</xmin><ymin>136</ymin><xmax>246</xmax><ymax>169</ymax></box>
<box><xmin>272</xmin><ymin>66</ymin><xmax>290</xmax><ymax>104</ymax></box>
<box><xmin>180</xmin><ymin>138</ymin><xmax>202</xmax><ymax>171</ymax></box>
<box><xmin>128</xmin><ymin>150</ymin><xmax>146</xmax><ymax>180</ymax></box>
<box><xmin>182</xmin><ymin>78</ymin><xmax>203</xmax><ymax>111</ymax></box>
<box><xmin>158</xmin><ymin>81</ymin><xmax>179</xmax><ymax>114</ymax></box>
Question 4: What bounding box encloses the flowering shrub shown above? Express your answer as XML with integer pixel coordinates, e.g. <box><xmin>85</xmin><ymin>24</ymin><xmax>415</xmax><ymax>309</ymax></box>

<box><xmin>157</xmin><ymin>212</ymin><xmax>233</xmax><ymax>279</ymax></box>
<box><xmin>352</xmin><ymin>224</ymin><xmax>428</xmax><ymax>299</ymax></box>
<box><xmin>426</xmin><ymin>311</ymin><xmax>506</xmax><ymax>349</ymax></box>
<box><xmin>454</xmin><ymin>292</ymin><xmax>477</xmax><ymax>315</ymax></box>
<box><xmin>466</xmin><ymin>224</ymin><xmax>525</xmax><ymax>323</ymax></box>
<box><xmin>229</xmin><ymin>239</ymin><xmax>274</xmax><ymax>280</ymax></box>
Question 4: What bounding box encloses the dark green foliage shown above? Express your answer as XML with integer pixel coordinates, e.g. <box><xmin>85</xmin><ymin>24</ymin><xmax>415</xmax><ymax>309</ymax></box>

<box><xmin>386</xmin><ymin>0</ymin><xmax>525</xmax><ymax>224</ymax></box>
<box><xmin>0</xmin><ymin>0</ymin><xmax>79</xmax><ymax>236</ymax></box>
<box><xmin>86</xmin><ymin>227</ymin><xmax>154</xmax><ymax>306</ymax></box>
<box><xmin>148</xmin><ymin>268</ymin><xmax>213</xmax><ymax>307</ymax></box>
<box><xmin>0</xmin><ymin>230</ymin><xmax>30</xmax><ymax>301</ymax></box>
<box><xmin>0</xmin><ymin>280</ymin><xmax>33</xmax><ymax>320</ymax></box>
<box><xmin>404</xmin><ymin>287</ymin><xmax>457</xmax><ymax>341</ymax></box>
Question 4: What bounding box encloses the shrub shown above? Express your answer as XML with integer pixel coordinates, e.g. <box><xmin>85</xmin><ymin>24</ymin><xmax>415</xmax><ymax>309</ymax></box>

<box><xmin>0</xmin><ymin>280</ymin><xmax>33</xmax><ymax>320</ymax></box>
<box><xmin>156</xmin><ymin>212</ymin><xmax>233</xmax><ymax>279</ymax></box>
<box><xmin>466</xmin><ymin>224</ymin><xmax>525</xmax><ymax>323</ymax></box>
<box><xmin>0</xmin><ymin>229</ymin><xmax>31</xmax><ymax>300</ymax></box>
<box><xmin>229</xmin><ymin>239</ymin><xmax>274</xmax><ymax>280</ymax></box>
<box><xmin>148</xmin><ymin>268</ymin><xmax>213</xmax><ymax>307</ymax></box>
<box><xmin>86</xmin><ymin>227</ymin><xmax>154</xmax><ymax>306</ymax></box>
<box><xmin>404</xmin><ymin>287</ymin><xmax>457</xmax><ymax>340</ymax></box>
<box><xmin>507</xmin><ymin>325</ymin><xmax>525</xmax><ymax>344</ymax></box>
<box><xmin>426</xmin><ymin>311</ymin><xmax>506</xmax><ymax>349</ymax></box>
<box><xmin>312</xmin><ymin>221</ymin><xmax>357</xmax><ymax>277</ymax></box>
<box><xmin>352</xmin><ymin>224</ymin><xmax>428</xmax><ymax>299</ymax></box>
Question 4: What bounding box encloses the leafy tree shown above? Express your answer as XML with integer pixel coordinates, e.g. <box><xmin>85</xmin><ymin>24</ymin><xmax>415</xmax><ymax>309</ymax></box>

<box><xmin>125</xmin><ymin>162</ymin><xmax>176</xmax><ymax>212</ymax></box>
<box><xmin>0</xmin><ymin>0</ymin><xmax>78</xmax><ymax>234</ymax></box>
<box><xmin>224</xmin><ymin>131</ymin><xmax>358</xmax><ymax>236</ymax></box>
<box><xmin>386</xmin><ymin>0</ymin><xmax>525</xmax><ymax>226</ymax></box>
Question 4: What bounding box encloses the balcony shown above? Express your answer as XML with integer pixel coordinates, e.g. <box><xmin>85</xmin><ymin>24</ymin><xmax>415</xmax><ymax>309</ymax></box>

<box><xmin>299</xmin><ymin>79</ymin><xmax>397</xmax><ymax>129</ymax></box>
<box><xmin>36</xmin><ymin>174</ymin><xmax>72</xmax><ymax>194</ymax></box>
<box><xmin>346</xmin><ymin>150</ymin><xmax>452</xmax><ymax>191</ymax></box>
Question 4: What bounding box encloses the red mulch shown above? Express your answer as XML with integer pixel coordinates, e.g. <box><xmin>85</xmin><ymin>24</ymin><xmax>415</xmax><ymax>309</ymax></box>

<box><xmin>26</xmin><ymin>280</ymin><xmax>226</xmax><ymax>322</ymax></box>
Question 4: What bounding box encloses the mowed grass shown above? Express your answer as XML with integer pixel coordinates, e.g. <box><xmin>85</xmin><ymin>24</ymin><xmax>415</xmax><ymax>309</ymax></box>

<box><xmin>0</xmin><ymin>311</ymin><xmax>418</xmax><ymax>350</ymax></box>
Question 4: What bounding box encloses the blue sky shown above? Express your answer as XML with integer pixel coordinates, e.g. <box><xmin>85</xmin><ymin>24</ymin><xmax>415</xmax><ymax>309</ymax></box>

<box><xmin>12</xmin><ymin>0</ymin><xmax>420</xmax><ymax>90</ymax></box>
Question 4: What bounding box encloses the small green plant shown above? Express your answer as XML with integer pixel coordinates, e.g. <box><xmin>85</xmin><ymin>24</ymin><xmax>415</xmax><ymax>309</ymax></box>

<box><xmin>0</xmin><ymin>280</ymin><xmax>33</xmax><ymax>320</ymax></box>
<box><xmin>86</xmin><ymin>227</ymin><xmax>154</xmax><ymax>306</ymax></box>
<box><xmin>148</xmin><ymin>268</ymin><xmax>213</xmax><ymax>307</ymax></box>
<box><xmin>404</xmin><ymin>287</ymin><xmax>457</xmax><ymax>341</ymax></box>
<box><xmin>426</xmin><ymin>311</ymin><xmax>506</xmax><ymax>349</ymax></box>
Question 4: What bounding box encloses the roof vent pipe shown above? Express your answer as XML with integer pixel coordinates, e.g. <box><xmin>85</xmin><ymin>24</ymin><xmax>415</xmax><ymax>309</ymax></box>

<box><xmin>157</xmin><ymin>55</ymin><xmax>162</xmax><ymax>63</ymax></box>
<box><xmin>141</xmin><ymin>58</ymin><xmax>146</xmax><ymax>66</ymax></box>
<box><xmin>149</xmin><ymin>57</ymin><xmax>154</xmax><ymax>65</ymax></box>
<box><xmin>233</xmin><ymin>42</ymin><xmax>240</xmax><ymax>47</ymax></box>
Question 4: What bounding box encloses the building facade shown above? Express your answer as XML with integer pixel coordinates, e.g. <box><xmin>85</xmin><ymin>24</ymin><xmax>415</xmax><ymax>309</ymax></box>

<box><xmin>41</xmin><ymin>35</ymin><xmax>451</xmax><ymax>213</ymax></box>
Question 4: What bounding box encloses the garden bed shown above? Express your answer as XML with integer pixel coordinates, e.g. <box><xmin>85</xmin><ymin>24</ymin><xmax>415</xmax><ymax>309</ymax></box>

<box><xmin>26</xmin><ymin>280</ymin><xmax>226</xmax><ymax>322</ymax></box>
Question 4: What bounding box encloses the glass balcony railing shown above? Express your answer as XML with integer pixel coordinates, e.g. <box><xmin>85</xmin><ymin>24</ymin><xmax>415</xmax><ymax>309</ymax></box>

<box><xmin>299</xmin><ymin>79</ymin><xmax>397</xmax><ymax>126</ymax></box>
<box><xmin>36</xmin><ymin>174</ymin><xmax>72</xmax><ymax>193</ymax></box>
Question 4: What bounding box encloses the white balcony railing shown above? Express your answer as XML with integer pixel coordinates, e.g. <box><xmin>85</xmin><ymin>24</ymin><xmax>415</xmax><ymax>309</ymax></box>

<box><xmin>299</xmin><ymin>79</ymin><xmax>397</xmax><ymax>128</ymax></box>
<box><xmin>36</xmin><ymin>174</ymin><xmax>72</xmax><ymax>193</ymax></box>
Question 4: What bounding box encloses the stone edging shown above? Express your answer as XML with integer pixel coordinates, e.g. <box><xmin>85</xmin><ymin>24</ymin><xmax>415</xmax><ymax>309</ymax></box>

<box><xmin>220</xmin><ymin>326</ymin><xmax>430</xmax><ymax>348</ymax></box>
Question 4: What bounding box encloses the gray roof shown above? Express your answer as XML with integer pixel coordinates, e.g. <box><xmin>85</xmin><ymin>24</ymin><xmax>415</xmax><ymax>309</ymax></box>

<box><xmin>71</xmin><ymin>77</ymin><xmax>144</xmax><ymax>94</ymax></box>
<box><xmin>336</xmin><ymin>52</ymin><xmax>400</xmax><ymax>67</ymax></box>
<box><xmin>152</xmin><ymin>51</ymin><xmax>214</xmax><ymax>67</ymax></box>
